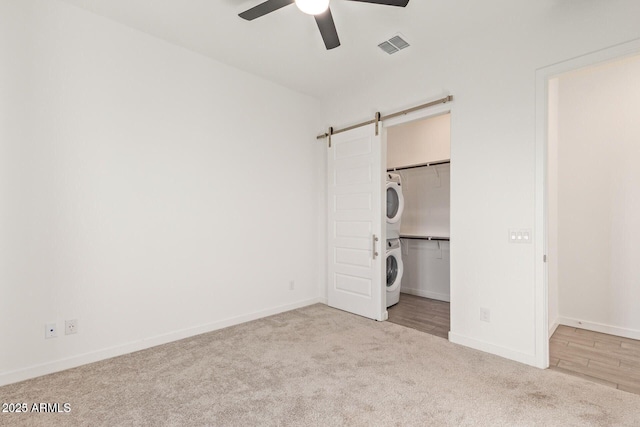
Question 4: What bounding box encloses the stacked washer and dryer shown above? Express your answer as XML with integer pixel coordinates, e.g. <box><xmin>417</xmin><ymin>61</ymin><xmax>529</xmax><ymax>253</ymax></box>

<box><xmin>386</xmin><ymin>173</ymin><xmax>404</xmax><ymax>307</ymax></box>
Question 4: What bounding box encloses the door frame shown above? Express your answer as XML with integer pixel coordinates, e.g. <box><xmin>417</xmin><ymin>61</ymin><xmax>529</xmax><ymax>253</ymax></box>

<box><xmin>533</xmin><ymin>38</ymin><xmax>640</xmax><ymax>369</ymax></box>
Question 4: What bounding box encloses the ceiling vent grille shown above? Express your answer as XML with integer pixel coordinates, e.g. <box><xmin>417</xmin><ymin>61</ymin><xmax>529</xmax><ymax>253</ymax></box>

<box><xmin>378</xmin><ymin>41</ymin><xmax>399</xmax><ymax>55</ymax></box>
<box><xmin>378</xmin><ymin>34</ymin><xmax>410</xmax><ymax>55</ymax></box>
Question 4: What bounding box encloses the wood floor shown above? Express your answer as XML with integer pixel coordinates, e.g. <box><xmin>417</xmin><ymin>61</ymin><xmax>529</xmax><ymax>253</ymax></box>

<box><xmin>387</xmin><ymin>293</ymin><xmax>450</xmax><ymax>339</ymax></box>
<box><xmin>549</xmin><ymin>325</ymin><xmax>640</xmax><ymax>395</ymax></box>
<box><xmin>388</xmin><ymin>297</ymin><xmax>640</xmax><ymax>395</ymax></box>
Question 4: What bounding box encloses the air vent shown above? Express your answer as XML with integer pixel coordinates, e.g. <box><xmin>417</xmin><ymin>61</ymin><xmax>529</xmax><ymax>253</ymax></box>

<box><xmin>378</xmin><ymin>41</ymin><xmax>399</xmax><ymax>55</ymax></box>
<box><xmin>378</xmin><ymin>33</ymin><xmax>410</xmax><ymax>55</ymax></box>
<box><xmin>389</xmin><ymin>35</ymin><xmax>409</xmax><ymax>50</ymax></box>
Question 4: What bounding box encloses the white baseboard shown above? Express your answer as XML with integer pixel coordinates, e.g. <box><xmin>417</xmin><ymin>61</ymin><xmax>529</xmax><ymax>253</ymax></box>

<box><xmin>0</xmin><ymin>297</ymin><xmax>324</xmax><ymax>387</ymax></box>
<box><xmin>549</xmin><ymin>320</ymin><xmax>560</xmax><ymax>338</ymax></box>
<box><xmin>448</xmin><ymin>332</ymin><xmax>538</xmax><ymax>367</ymax></box>
<box><xmin>400</xmin><ymin>288</ymin><xmax>450</xmax><ymax>302</ymax></box>
<box><xmin>557</xmin><ymin>316</ymin><xmax>640</xmax><ymax>340</ymax></box>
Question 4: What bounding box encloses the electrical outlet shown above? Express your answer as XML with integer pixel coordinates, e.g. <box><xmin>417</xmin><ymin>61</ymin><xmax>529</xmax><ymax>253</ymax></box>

<box><xmin>65</xmin><ymin>319</ymin><xmax>78</xmax><ymax>335</ymax></box>
<box><xmin>480</xmin><ymin>308</ymin><xmax>491</xmax><ymax>323</ymax></box>
<box><xmin>45</xmin><ymin>323</ymin><xmax>57</xmax><ymax>339</ymax></box>
<box><xmin>289</xmin><ymin>280</ymin><xmax>295</xmax><ymax>291</ymax></box>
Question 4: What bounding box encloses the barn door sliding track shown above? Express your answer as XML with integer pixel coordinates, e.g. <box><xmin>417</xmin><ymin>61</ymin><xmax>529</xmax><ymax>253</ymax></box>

<box><xmin>317</xmin><ymin>95</ymin><xmax>453</xmax><ymax>144</ymax></box>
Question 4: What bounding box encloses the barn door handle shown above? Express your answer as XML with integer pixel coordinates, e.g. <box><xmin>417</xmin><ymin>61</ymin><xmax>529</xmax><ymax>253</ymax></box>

<box><xmin>372</xmin><ymin>234</ymin><xmax>379</xmax><ymax>259</ymax></box>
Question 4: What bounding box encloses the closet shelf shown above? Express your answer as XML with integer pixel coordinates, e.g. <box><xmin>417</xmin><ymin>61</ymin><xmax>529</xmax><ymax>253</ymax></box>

<box><xmin>400</xmin><ymin>235</ymin><xmax>450</xmax><ymax>241</ymax></box>
<box><xmin>387</xmin><ymin>160</ymin><xmax>450</xmax><ymax>172</ymax></box>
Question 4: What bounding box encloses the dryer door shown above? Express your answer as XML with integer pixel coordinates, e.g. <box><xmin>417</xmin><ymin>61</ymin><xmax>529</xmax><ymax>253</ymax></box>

<box><xmin>386</xmin><ymin>182</ymin><xmax>404</xmax><ymax>224</ymax></box>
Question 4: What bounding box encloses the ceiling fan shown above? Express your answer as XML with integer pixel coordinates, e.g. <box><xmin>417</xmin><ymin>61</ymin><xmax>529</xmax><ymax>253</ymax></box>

<box><xmin>238</xmin><ymin>0</ymin><xmax>410</xmax><ymax>50</ymax></box>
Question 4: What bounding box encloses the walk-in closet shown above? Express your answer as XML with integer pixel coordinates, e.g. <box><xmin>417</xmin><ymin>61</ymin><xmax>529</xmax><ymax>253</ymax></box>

<box><xmin>386</xmin><ymin>112</ymin><xmax>451</xmax><ymax>339</ymax></box>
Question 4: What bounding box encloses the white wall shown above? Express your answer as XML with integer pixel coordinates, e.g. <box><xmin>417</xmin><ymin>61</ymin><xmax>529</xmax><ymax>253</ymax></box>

<box><xmin>397</xmin><ymin>164</ymin><xmax>451</xmax><ymax>301</ymax></box>
<box><xmin>321</xmin><ymin>2</ymin><xmax>640</xmax><ymax>365</ymax></box>
<box><xmin>552</xmin><ymin>55</ymin><xmax>640</xmax><ymax>339</ymax></box>
<box><xmin>0</xmin><ymin>0</ymin><xmax>324</xmax><ymax>385</ymax></box>
<box><xmin>398</xmin><ymin>164</ymin><xmax>450</xmax><ymax>238</ymax></box>
<box><xmin>401</xmin><ymin>240</ymin><xmax>450</xmax><ymax>302</ymax></box>
<box><xmin>387</xmin><ymin>113</ymin><xmax>450</xmax><ymax>169</ymax></box>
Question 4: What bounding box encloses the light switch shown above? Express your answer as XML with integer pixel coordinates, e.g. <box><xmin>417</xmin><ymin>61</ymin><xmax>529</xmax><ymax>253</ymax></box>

<box><xmin>509</xmin><ymin>229</ymin><xmax>532</xmax><ymax>244</ymax></box>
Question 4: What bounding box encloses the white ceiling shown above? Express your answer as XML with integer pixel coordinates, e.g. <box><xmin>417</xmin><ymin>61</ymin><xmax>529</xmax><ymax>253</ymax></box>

<box><xmin>58</xmin><ymin>0</ymin><xmax>558</xmax><ymax>99</ymax></box>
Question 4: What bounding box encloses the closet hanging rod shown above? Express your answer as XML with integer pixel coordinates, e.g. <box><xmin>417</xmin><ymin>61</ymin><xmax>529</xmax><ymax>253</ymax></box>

<box><xmin>316</xmin><ymin>95</ymin><xmax>453</xmax><ymax>140</ymax></box>
<box><xmin>387</xmin><ymin>160</ymin><xmax>450</xmax><ymax>172</ymax></box>
<box><xmin>400</xmin><ymin>235</ymin><xmax>450</xmax><ymax>241</ymax></box>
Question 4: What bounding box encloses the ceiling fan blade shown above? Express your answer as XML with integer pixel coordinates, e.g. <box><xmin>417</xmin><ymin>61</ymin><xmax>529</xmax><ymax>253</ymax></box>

<box><xmin>346</xmin><ymin>0</ymin><xmax>409</xmax><ymax>6</ymax></box>
<box><xmin>315</xmin><ymin>8</ymin><xmax>340</xmax><ymax>50</ymax></box>
<box><xmin>239</xmin><ymin>0</ymin><xmax>295</xmax><ymax>21</ymax></box>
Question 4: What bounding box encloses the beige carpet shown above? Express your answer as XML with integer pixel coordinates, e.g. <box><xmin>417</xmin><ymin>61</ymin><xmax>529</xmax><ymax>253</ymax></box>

<box><xmin>1</xmin><ymin>304</ymin><xmax>639</xmax><ymax>426</ymax></box>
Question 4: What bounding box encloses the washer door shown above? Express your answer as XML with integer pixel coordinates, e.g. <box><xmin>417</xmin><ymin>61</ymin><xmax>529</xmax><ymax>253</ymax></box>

<box><xmin>386</xmin><ymin>249</ymin><xmax>403</xmax><ymax>293</ymax></box>
<box><xmin>386</xmin><ymin>182</ymin><xmax>404</xmax><ymax>224</ymax></box>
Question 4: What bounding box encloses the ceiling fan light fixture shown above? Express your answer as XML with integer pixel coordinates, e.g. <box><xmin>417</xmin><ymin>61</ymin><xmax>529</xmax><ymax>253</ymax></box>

<box><xmin>295</xmin><ymin>0</ymin><xmax>330</xmax><ymax>15</ymax></box>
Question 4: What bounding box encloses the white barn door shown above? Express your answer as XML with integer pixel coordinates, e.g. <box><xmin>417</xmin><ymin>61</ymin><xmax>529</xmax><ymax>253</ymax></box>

<box><xmin>327</xmin><ymin>123</ymin><xmax>386</xmax><ymax>321</ymax></box>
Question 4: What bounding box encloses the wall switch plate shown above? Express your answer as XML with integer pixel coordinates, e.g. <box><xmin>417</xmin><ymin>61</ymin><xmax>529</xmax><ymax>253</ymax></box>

<box><xmin>65</xmin><ymin>319</ymin><xmax>78</xmax><ymax>335</ymax></box>
<box><xmin>508</xmin><ymin>229</ymin><xmax>532</xmax><ymax>244</ymax></box>
<box><xmin>45</xmin><ymin>323</ymin><xmax>57</xmax><ymax>339</ymax></box>
<box><xmin>480</xmin><ymin>308</ymin><xmax>491</xmax><ymax>322</ymax></box>
<box><xmin>289</xmin><ymin>281</ymin><xmax>295</xmax><ymax>291</ymax></box>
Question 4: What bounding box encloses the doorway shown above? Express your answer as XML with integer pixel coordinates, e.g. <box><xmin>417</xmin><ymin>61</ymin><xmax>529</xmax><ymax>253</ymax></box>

<box><xmin>325</xmin><ymin>97</ymin><xmax>453</xmax><ymax>324</ymax></box>
<box><xmin>534</xmin><ymin>38</ymin><xmax>640</xmax><ymax>369</ymax></box>
<box><xmin>547</xmin><ymin>55</ymin><xmax>640</xmax><ymax>339</ymax></box>
<box><xmin>544</xmin><ymin>53</ymin><xmax>640</xmax><ymax>394</ymax></box>
<box><xmin>384</xmin><ymin>112</ymin><xmax>452</xmax><ymax>340</ymax></box>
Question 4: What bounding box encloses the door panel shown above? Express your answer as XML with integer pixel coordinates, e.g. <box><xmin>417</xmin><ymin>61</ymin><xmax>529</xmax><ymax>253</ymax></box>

<box><xmin>327</xmin><ymin>123</ymin><xmax>385</xmax><ymax>321</ymax></box>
